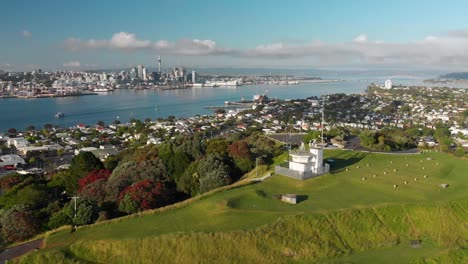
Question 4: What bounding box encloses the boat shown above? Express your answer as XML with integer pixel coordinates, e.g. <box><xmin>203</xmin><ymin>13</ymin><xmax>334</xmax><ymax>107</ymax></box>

<box><xmin>93</xmin><ymin>88</ymin><xmax>112</xmax><ymax>93</ymax></box>
<box><xmin>55</xmin><ymin>112</ymin><xmax>64</xmax><ymax>118</ymax></box>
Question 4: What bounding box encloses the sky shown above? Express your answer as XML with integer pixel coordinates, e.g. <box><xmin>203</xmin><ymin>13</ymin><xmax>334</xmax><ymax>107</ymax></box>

<box><xmin>3</xmin><ymin>0</ymin><xmax>468</xmax><ymax>71</ymax></box>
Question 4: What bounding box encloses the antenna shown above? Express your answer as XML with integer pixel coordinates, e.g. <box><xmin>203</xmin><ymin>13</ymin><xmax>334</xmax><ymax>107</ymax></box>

<box><xmin>321</xmin><ymin>101</ymin><xmax>325</xmax><ymax>144</ymax></box>
<box><xmin>157</xmin><ymin>55</ymin><xmax>161</xmax><ymax>73</ymax></box>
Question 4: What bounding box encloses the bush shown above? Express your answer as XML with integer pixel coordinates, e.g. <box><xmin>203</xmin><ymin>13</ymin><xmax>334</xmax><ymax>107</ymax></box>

<box><xmin>0</xmin><ymin>205</ymin><xmax>39</xmax><ymax>242</ymax></box>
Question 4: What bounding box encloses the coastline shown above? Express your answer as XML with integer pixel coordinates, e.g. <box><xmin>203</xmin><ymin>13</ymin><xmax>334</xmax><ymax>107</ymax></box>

<box><xmin>298</xmin><ymin>79</ymin><xmax>343</xmax><ymax>83</ymax></box>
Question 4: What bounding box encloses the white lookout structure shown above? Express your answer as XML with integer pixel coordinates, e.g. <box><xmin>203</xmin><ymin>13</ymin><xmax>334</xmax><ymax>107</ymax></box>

<box><xmin>275</xmin><ymin>140</ymin><xmax>330</xmax><ymax>180</ymax></box>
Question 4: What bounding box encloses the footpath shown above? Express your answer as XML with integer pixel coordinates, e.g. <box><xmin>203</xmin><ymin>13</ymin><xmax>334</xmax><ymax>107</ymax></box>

<box><xmin>0</xmin><ymin>239</ymin><xmax>43</xmax><ymax>264</ymax></box>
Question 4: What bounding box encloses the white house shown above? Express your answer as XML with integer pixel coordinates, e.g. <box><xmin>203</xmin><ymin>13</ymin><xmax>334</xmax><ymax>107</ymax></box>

<box><xmin>0</xmin><ymin>154</ymin><xmax>26</xmax><ymax>167</ymax></box>
<box><xmin>275</xmin><ymin>140</ymin><xmax>330</xmax><ymax>180</ymax></box>
<box><xmin>384</xmin><ymin>79</ymin><xmax>392</xmax><ymax>89</ymax></box>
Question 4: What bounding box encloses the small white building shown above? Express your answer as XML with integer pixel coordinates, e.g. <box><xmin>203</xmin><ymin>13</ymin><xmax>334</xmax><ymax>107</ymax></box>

<box><xmin>384</xmin><ymin>79</ymin><xmax>392</xmax><ymax>89</ymax></box>
<box><xmin>281</xmin><ymin>194</ymin><xmax>298</xmax><ymax>204</ymax></box>
<box><xmin>275</xmin><ymin>141</ymin><xmax>330</xmax><ymax>180</ymax></box>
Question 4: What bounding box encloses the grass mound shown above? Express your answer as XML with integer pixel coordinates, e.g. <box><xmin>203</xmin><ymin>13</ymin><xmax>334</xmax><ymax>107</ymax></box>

<box><xmin>14</xmin><ymin>150</ymin><xmax>468</xmax><ymax>263</ymax></box>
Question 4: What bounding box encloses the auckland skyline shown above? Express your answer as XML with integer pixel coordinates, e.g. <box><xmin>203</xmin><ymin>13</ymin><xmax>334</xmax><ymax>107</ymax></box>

<box><xmin>3</xmin><ymin>0</ymin><xmax>468</xmax><ymax>71</ymax></box>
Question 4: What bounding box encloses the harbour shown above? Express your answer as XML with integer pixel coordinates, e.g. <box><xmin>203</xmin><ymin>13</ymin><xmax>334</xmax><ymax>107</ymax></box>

<box><xmin>0</xmin><ymin>76</ymin><xmax>439</xmax><ymax>132</ymax></box>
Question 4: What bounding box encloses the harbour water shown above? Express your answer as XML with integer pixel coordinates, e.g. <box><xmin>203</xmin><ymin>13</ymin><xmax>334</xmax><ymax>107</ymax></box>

<box><xmin>0</xmin><ymin>76</ymin><xmax>452</xmax><ymax>132</ymax></box>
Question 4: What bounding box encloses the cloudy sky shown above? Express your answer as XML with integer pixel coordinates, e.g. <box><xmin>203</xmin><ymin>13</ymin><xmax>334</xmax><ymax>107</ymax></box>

<box><xmin>3</xmin><ymin>0</ymin><xmax>468</xmax><ymax>71</ymax></box>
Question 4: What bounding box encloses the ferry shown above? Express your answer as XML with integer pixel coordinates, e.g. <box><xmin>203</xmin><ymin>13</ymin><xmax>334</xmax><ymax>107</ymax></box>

<box><xmin>55</xmin><ymin>112</ymin><xmax>64</xmax><ymax>118</ymax></box>
<box><xmin>93</xmin><ymin>87</ymin><xmax>112</xmax><ymax>93</ymax></box>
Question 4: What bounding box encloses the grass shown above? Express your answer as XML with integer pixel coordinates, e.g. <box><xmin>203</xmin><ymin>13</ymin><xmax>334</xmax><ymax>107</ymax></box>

<box><xmin>15</xmin><ymin>150</ymin><xmax>468</xmax><ymax>263</ymax></box>
<box><xmin>319</xmin><ymin>241</ymin><xmax>466</xmax><ymax>264</ymax></box>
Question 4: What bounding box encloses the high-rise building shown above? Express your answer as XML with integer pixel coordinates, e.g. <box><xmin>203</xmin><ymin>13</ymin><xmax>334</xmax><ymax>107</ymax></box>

<box><xmin>137</xmin><ymin>65</ymin><xmax>144</xmax><ymax>79</ymax></box>
<box><xmin>192</xmin><ymin>70</ymin><xmax>196</xmax><ymax>83</ymax></box>
<box><xmin>130</xmin><ymin>67</ymin><xmax>137</xmax><ymax>80</ymax></box>
<box><xmin>142</xmin><ymin>67</ymin><xmax>147</xmax><ymax>81</ymax></box>
<box><xmin>100</xmin><ymin>73</ymin><xmax>107</xmax><ymax>81</ymax></box>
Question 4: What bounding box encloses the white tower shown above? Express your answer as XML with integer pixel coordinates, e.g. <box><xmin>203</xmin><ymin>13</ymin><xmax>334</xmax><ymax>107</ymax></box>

<box><xmin>157</xmin><ymin>56</ymin><xmax>161</xmax><ymax>73</ymax></box>
<box><xmin>309</xmin><ymin>140</ymin><xmax>324</xmax><ymax>174</ymax></box>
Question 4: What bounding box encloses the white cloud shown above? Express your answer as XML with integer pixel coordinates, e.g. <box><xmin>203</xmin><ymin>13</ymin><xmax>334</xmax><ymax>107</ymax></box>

<box><xmin>353</xmin><ymin>34</ymin><xmax>368</xmax><ymax>43</ymax></box>
<box><xmin>62</xmin><ymin>61</ymin><xmax>81</xmax><ymax>67</ymax></box>
<box><xmin>64</xmin><ymin>32</ymin><xmax>236</xmax><ymax>56</ymax></box>
<box><xmin>62</xmin><ymin>29</ymin><xmax>468</xmax><ymax>68</ymax></box>
<box><xmin>0</xmin><ymin>63</ymin><xmax>13</xmax><ymax>70</ymax></box>
<box><xmin>21</xmin><ymin>30</ymin><xmax>32</xmax><ymax>38</ymax></box>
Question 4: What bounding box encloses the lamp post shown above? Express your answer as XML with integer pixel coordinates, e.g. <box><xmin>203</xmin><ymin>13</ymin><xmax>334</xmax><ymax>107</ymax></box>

<box><xmin>70</xmin><ymin>196</ymin><xmax>80</xmax><ymax>218</ymax></box>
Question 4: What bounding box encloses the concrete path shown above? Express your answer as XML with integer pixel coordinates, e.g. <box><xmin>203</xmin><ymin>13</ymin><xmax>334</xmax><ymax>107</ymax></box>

<box><xmin>0</xmin><ymin>239</ymin><xmax>43</xmax><ymax>264</ymax></box>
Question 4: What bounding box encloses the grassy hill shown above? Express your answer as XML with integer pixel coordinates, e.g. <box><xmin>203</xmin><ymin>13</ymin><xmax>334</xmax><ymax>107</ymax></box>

<box><xmin>15</xmin><ymin>150</ymin><xmax>468</xmax><ymax>263</ymax></box>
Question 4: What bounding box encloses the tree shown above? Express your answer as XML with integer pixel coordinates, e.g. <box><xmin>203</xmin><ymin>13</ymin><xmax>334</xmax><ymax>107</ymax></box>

<box><xmin>214</xmin><ymin>108</ymin><xmax>226</xmax><ymax>114</ymax></box>
<box><xmin>96</xmin><ymin>120</ymin><xmax>105</xmax><ymax>127</ymax></box>
<box><xmin>0</xmin><ymin>184</ymin><xmax>49</xmax><ymax>210</ymax></box>
<box><xmin>0</xmin><ymin>205</ymin><xmax>39</xmax><ymax>242</ymax></box>
<box><xmin>78</xmin><ymin>169</ymin><xmax>112</xmax><ymax>192</ymax></box>
<box><xmin>43</xmin><ymin>123</ymin><xmax>53</xmax><ymax>130</ymax></box>
<box><xmin>197</xmin><ymin>155</ymin><xmax>231</xmax><ymax>193</ymax></box>
<box><xmin>228</xmin><ymin>141</ymin><xmax>254</xmax><ymax>173</ymax></box>
<box><xmin>105</xmin><ymin>158</ymin><xmax>169</xmax><ymax>200</ymax></box>
<box><xmin>48</xmin><ymin>211</ymin><xmax>71</xmax><ymax>229</ymax></box>
<box><xmin>303</xmin><ymin>131</ymin><xmax>321</xmax><ymax>144</ymax></box>
<box><xmin>118</xmin><ymin>180</ymin><xmax>168</xmax><ymax>214</ymax></box>
<box><xmin>7</xmin><ymin>128</ymin><xmax>17</xmax><ymax>136</ymax></box>
<box><xmin>206</xmin><ymin>138</ymin><xmax>229</xmax><ymax>158</ymax></box>
<box><xmin>66</xmin><ymin>152</ymin><xmax>104</xmax><ymax>194</ymax></box>
<box><xmin>104</xmin><ymin>155</ymin><xmax>120</xmax><ymax>171</ymax></box>
<box><xmin>176</xmin><ymin>161</ymin><xmax>201</xmax><ymax>196</ymax></box>
<box><xmin>26</xmin><ymin>125</ymin><xmax>36</xmax><ymax>132</ymax></box>
<box><xmin>158</xmin><ymin>143</ymin><xmax>191</xmax><ymax>180</ymax></box>
<box><xmin>454</xmin><ymin>145</ymin><xmax>465</xmax><ymax>157</ymax></box>
<box><xmin>359</xmin><ymin>130</ymin><xmax>376</xmax><ymax>148</ymax></box>
<box><xmin>63</xmin><ymin>199</ymin><xmax>99</xmax><ymax>226</ymax></box>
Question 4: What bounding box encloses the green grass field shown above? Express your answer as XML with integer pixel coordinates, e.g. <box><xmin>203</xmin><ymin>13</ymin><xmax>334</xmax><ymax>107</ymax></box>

<box><xmin>16</xmin><ymin>150</ymin><xmax>468</xmax><ymax>263</ymax></box>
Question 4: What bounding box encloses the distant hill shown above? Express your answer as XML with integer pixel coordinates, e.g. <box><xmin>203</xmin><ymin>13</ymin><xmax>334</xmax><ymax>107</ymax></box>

<box><xmin>439</xmin><ymin>71</ymin><xmax>468</xmax><ymax>80</ymax></box>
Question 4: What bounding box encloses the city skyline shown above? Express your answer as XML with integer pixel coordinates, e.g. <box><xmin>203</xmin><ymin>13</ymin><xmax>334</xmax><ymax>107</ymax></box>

<box><xmin>4</xmin><ymin>0</ymin><xmax>468</xmax><ymax>71</ymax></box>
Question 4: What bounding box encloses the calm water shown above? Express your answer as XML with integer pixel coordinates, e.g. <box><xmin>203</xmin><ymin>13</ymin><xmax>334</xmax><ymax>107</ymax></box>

<box><xmin>0</xmin><ymin>76</ymin><xmax>449</xmax><ymax>132</ymax></box>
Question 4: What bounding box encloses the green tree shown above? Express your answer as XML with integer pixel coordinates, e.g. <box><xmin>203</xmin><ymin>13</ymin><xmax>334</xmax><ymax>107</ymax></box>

<box><xmin>63</xmin><ymin>199</ymin><xmax>99</xmax><ymax>226</ymax></box>
<box><xmin>0</xmin><ymin>205</ymin><xmax>39</xmax><ymax>242</ymax></box>
<box><xmin>454</xmin><ymin>144</ymin><xmax>465</xmax><ymax>157</ymax></box>
<box><xmin>359</xmin><ymin>130</ymin><xmax>376</xmax><ymax>148</ymax></box>
<box><xmin>176</xmin><ymin>161</ymin><xmax>201</xmax><ymax>196</ymax></box>
<box><xmin>206</xmin><ymin>138</ymin><xmax>229</xmax><ymax>158</ymax></box>
<box><xmin>48</xmin><ymin>211</ymin><xmax>71</xmax><ymax>229</ymax></box>
<box><xmin>303</xmin><ymin>131</ymin><xmax>321</xmax><ymax>144</ymax></box>
<box><xmin>66</xmin><ymin>152</ymin><xmax>104</xmax><ymax>194</ymax></box>
<box><xmin>158</xmin><ymin>143</ymin><xmax>191</xmax><ymax>180</ymax></box>
<box><xmin>197</xmin><ymin>155</ymin><xmax>231</xmax><ymax>193</ymax></box>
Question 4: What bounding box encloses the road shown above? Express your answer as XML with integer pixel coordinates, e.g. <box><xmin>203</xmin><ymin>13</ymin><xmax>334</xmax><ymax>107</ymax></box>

<box><xmin>0</xmin><ymin>239</ymin><xmax>43</xmax><ymax>263</ymax></box>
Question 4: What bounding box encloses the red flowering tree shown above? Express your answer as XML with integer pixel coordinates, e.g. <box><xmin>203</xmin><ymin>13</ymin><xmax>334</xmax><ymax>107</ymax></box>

<box><xmin>77</xmin><ymin>169</ymin><xmax>112</xmax><ymax>205</ymax></box>
<box><xmin>78</xmin><ymin>169</ymin><xmax>112</xmax><ymax>192</ymax></box>
<box><xmin>118</xmin><ymin>180</ymin><xmax>168</xmax><ymax>214</ymax></box>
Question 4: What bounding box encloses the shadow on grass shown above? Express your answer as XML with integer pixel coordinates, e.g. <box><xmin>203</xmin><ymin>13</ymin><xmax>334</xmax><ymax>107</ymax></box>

<box><xmin>329</xmin><ymin>155</ymin><xmax>367</xmax><ymax>173</ymax></box>
<box><xmin>296</xmin><ymin>195</ymin><xmax>308</xmax><ymax>204</ymax></box>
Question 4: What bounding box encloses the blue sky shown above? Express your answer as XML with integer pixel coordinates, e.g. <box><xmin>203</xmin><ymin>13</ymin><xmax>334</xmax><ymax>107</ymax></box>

<box><xmin>3</xmin><ymin>0</ymin><xmax>468</xmax><ymax>71</ymax></box>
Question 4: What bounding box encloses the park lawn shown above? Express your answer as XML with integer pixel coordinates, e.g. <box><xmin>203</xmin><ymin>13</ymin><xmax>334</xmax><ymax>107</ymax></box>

<box><xmin>317</xmin><ymin>240</ymin><xmax>464</xmax><ymax>264</ymax></box>
<box><xmin>19</xmin><ymin>150</ymin><xmax>468</xmax><ymax>263</ymax></box>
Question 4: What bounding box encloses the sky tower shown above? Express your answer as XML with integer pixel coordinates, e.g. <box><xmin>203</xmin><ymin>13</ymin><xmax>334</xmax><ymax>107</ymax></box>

<box><xmin>157</xmin><ymin>56</ymin><xmax>161</xmax><ymax>73</ymax></box>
